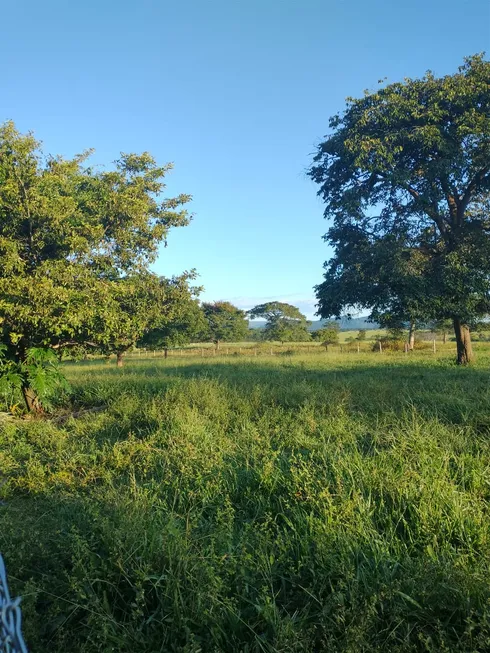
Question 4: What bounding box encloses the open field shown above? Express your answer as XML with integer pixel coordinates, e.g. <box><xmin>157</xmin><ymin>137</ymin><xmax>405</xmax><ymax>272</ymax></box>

<box><xmin>1</xmin><ymin>350</ymin><xmax>490</xmax><ymax>651</ymax></box>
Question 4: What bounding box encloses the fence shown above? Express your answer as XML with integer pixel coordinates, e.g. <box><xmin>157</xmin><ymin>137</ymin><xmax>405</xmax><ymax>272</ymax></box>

<box><xmin>122</xmin><ymin>339</ymin><xmax>473</xmax><ymax>361</ymax></box>
<box><xmin>0</xmin><ymin>555</ymin><xmax>27</xmax><ymax>653</ymax></box>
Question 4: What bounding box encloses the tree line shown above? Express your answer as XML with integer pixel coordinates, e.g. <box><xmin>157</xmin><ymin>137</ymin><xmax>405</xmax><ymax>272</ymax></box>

<box><xmin>0</xmin><ymin>54</ymin><xmax>488</xmax><ymax>411</ymax></box>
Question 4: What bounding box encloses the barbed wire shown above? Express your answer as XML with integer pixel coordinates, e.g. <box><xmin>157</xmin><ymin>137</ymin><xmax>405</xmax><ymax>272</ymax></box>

<box><xmin>0</xmin><ymin>555</ymin><xmax>27</xmax><ymax>653</ymax></box>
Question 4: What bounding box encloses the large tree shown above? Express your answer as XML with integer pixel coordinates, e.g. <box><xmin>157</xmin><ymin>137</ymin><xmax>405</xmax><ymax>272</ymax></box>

<box><xmin>248</xmin><ymin>302</ymin><xmax>311</xmax><ymax>342</ymax></box>
<box><xmin>201</xmin><ymin>301</ymin><xmax>249</xmax><ymax>349</ymax></box>
<box><xmin>309</xmin><ymin>55</ymin><xmax>490</xmax><ymax>364</ymax></box>
<box><xmin>0</xmin><ymin>121</ymin><xmax>192</xmax><ymax>410</ymax></box>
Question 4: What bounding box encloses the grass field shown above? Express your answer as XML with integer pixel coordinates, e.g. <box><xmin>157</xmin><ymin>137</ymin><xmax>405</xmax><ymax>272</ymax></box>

<box><xmin>1</xmin><ymin>350</ymin><xmax>490</xmax><ymax>651</ymax></box>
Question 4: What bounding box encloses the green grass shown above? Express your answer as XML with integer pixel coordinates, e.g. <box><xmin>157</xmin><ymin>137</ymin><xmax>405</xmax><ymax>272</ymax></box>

<box><xmin>1</xmin><ymin>351</ymin><xmax>490</xmax><ymax>651</ymax></box>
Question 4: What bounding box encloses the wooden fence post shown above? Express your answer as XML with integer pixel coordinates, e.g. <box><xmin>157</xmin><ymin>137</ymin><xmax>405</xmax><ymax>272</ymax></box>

<box><xmin>379</xmin><ymin>340</ymin><xmax>382</xmax><ymax>353</ymax></box>
<box><xmin>433</xmin><ymin>339</ymin><xmax>436</xmax><ymax>353</ymax></box>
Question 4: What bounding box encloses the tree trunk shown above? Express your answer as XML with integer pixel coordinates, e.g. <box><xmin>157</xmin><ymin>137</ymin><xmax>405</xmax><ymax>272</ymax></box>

<box><xmin>164</xmin><ymin>348</ymin><xmax>168</xmax><ymax>359</ymax></box>
<box><xmin>442</xmin><ymin>331</ymin><xmax>447</xmax><ymax>345</ymax></box>
<box><xmin>116</xmin><ymin>351</ymin><xmax>124</xmax><ymax>368</ymax></box>
<box><xmin>453</xmin><ymin>318</ymin><xmax>473</xmax><ymax>365</ymax></box>
<box><xmin>215</xmin><ymin>340</ymin><xmax>220</xmax><ymax>352</ymax></box>
<box><xmin>17</xmin><ymin>341</ymin><xmax>44</xmax><ymax>414</ymax></box>
<box><xmin>408</xmin><ymin>321</ymin><xmax>416</xmax><ymax>350</ymax></box>
<box><xmin>21</xmin><ymin>384</ymin><xmax>44</xmax><ymax>414</ymax></box>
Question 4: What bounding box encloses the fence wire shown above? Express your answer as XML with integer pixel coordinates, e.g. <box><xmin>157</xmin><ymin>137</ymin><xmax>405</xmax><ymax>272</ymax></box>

<box><xmin>0</xmin><ymin>555</ymin><xmax>27</xmax><ymax>653</ymax></box>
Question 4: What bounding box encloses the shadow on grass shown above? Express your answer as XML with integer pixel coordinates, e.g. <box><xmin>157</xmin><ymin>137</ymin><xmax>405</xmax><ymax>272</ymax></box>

<box><xmin>2</xmin><ymin>484</ymin><xmax>489</xmax><ymax>653</ymax></box>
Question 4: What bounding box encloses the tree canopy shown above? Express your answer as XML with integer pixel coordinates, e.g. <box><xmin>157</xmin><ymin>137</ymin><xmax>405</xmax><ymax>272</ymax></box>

<box><xmin>97</xmin><ymin>272</ymin><xmax>201</xmax><ymax>366</ymax></box>
<box><xmin>139</xmin><ymin>296</ymin><xmax>206</xmax><ymax>351</ymax></box>
<box><xmin>201</xmin><ymin>301</ymin><xmax>249</xmax><ymax>347</ymax></box>
<box><xmin>248</xmin><ymin>302</ymin><xmax>311</xmax><ymax>342</ymax></box>
<box><xmin>0</xmin><ymin>121</ymin><xmax>192</xmax><ymax>408</ymax></box>
<box><xmin>309</xmin><ymin>54</ymin><xmax>490</xmax><ymax>364</ymax></box>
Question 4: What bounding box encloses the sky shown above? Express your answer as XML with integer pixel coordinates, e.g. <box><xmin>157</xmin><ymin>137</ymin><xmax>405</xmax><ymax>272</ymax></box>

<box><xmin>2</xmin><ymin>0</ymin><xmax>489</xmax><ymax>318</ymax></box>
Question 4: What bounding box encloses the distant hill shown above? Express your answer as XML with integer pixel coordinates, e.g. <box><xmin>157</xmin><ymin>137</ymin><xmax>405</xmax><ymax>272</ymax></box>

<box><xmin>249</xmin><ymin>317</ymin><xmax>379</xmax><ymax>331</ymax></box>
<box><xmin>310</xmin><ymin>317</ymin><xmax>379</xmax><ymax>332</ymax></box>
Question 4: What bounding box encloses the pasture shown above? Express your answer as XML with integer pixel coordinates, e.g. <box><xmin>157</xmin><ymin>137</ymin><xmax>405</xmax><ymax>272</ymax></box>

<box><xmin>1</xmin><ymin>349</ymin><xmax>490</xmax><ymax>651</ymax></box>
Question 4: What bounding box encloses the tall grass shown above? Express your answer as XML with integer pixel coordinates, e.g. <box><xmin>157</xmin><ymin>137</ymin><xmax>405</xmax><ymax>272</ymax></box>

<box><xmin>1</xmin><ymin>352</ymin><xmax>489</xmax><ymax>651</ymax></box>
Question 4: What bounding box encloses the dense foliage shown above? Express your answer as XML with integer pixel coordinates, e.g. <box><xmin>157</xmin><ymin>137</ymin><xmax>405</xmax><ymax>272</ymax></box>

<box><xmin>201</xmin><ymin>301</ymin><xmax>249</xmax><ymax>348</ymax></box>
<box><xmin>99</xmin><ymin>272</ymin><xmax>202</xmax><ymax>366</ymax></box>
<box><xmin>0</xmin><ymin>122</ymin><xmax>192</xmax><ymax>408</ymax></box>
<box><xmin>139</xmin><ymin>296</ymin><xmax>206</xmax><ymax>351</ymax></box>
<box><xmin>312</xmin><ymin>321</ymin><xmax>340</xmax><ymax>349</ymax></box>
<box><xmin>248</xmin><ymin>302</ymin><xmax>311</xmax><ymax>342</ymax></box>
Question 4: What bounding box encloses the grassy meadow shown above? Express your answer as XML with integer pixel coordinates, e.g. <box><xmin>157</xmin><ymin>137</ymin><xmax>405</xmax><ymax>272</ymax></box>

<box><xmin>1</xmin><ymin>348</ymin><xmax>490</xmax><ymax>651</ymax></box>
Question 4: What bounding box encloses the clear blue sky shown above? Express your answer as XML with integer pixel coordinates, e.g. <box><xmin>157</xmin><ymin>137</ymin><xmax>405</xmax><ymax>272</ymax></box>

<box><xmin>2</xmin><ymin>0</ymin><xmax>489</xmax><ymax>317</ymax></box>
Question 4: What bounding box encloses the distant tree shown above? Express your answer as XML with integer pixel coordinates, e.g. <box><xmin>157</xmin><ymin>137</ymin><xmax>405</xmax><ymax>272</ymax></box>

<box><xmin>474</xmin><ymin>318</ymin><xmax>490</xmax><ymax>342</ymax></box>
<box><xmin>0</xmin><ymin>121</ymin><xmax>192</xmax><ymax>410</ymax></box>
<box><xmin>386</xmin><ymin>326</ymin><xmax>405</xmax><ymax>342</ymax></box>
<box><xmin>430</xmin><ymin>318</ymin><xmax>454</xmax><ymax>344</ymax></box>
<box><xmin>202</xmin><ymin>302</ymin><xmax>249</xmax><ymax>349</ymax></box>
<box><xmin>309</xmin><ymin>55</ymin><xmax>490</xmax><ymax>364</ymax></box>
<box><xmin>377</xmin><ymin>314</ymin><xmax>415</xmax><ymax>350</ymax></box>
<box><xmin>247</xmin><ymin>328</ymin><xmax>264</xmax><ymax>342</ymax></box>
<box><xmin>248</xmin><ymin>302</ymin><xmax>311</xmax><ymax>343</ymax></box>
<box><xmin>100</xmin><ymin>272</ymin><xmax>201</xmax><ymax>367</ymax></box>
<box><xmin>357</xmin><ymin>329</ymin><xmax>367</xmax><ymax>341</ymax></box>
<box><xmin>313</xmin><ymin>321</ymin><xmax>340</xmax><ymax>351</ymax></box>
<box><xmin>139</xmin><ymin>294</ymin><xmax>206</xmax><ymax>356</ymax></box>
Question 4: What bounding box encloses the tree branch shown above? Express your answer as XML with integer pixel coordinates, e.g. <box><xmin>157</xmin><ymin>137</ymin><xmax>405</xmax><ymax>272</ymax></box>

<box><xmin>51</xmin><ymin>341</ymin><xmax>99</xmax><ymax>349</ymax></box>
<box><xmin>459</xmin><ymin>167</ymin><xmax>490</xmax><ymax>223</ymax></box>
<box><xmin>400</xmin><ymin>182</ymin><xmax>447</xmax><ymax>235</ymax></box>
<box><xmin>439</xmin><ymin>176</ymin><xmax>458</xmax><ymax>226</ymax></box>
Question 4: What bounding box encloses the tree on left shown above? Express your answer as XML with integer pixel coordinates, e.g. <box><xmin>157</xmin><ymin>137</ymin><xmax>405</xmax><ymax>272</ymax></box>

<box><xmin>0</xmin><ymin>121</ymin><xmax>192</xmax><ymax>412</ymax></box>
